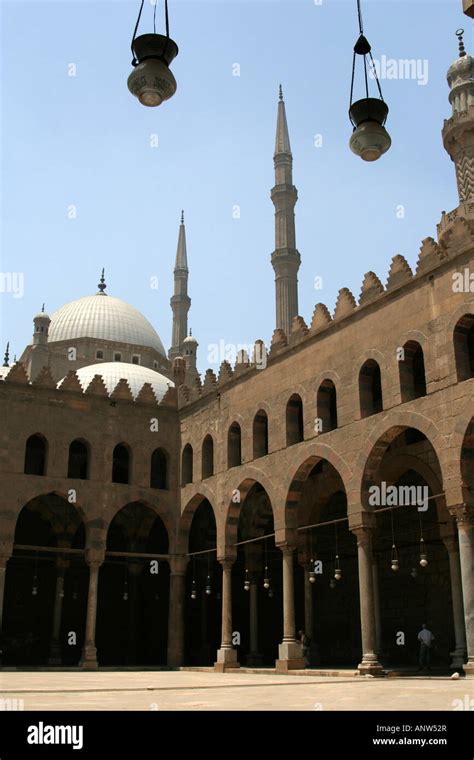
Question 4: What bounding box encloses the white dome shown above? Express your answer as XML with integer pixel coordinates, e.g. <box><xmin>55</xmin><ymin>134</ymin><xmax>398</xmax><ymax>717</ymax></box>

<box><xmin>48</xmin><ymin>295</ymin><xmax>166</xmax><ymax>356</ymax></box>
<box><xmin>59</xmin><ymin>362</ymin><xmax>173</xmax><ymax>401</ymax></box>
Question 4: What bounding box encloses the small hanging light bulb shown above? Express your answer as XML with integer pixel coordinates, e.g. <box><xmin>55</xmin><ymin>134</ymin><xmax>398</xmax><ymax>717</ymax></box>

<box><xmin>391</xmin><ymin>544</ymin><xmax>399</xmax><ymax>572</ymax></box>
<box><xmin>244</xmin><ymin>569</ymin><xmax>250</xmax><ymax>592</ymax></box>
<box><xmin>334</xmin><ymin>555</ymin><xmax>342</xmax><ymax>581</ymax></box>
<box><xmin>191</xmin><ymin>579</ymin><xmax>197</xmax><ymax>600</ymax></box>
<box><xmin>309</xmin><ymin>568</ymin><xmax>316</xmax><ymax>584</ymax></box>
<box><xmin>411</xmin><ymin>567</ymin><xmax>418</xmax><ymax>579</ymax></box>
<box><xmin>205</xmin><ymin>575</ymin><xmax>212</xmax><ymax>596</ymax></box>
<box><xmin>263</xmin><ymin>566</ymin><xmax>270</xmax><ymax>590</ymax></box>
<box><xmin>32</xmin><ymin>572</ymin><xmax>38</xmax><ymax>596</ymax></box>
<box><xmin>59</xmin><ymin>587</ymin><xmax>65</xmax><ymax>599</ymax></box>
<box><xmin>419</xmin><ymin>538</ymin><xmax>428</xmax><ymax>567</ymax></box>
<box><xmin>123</xmin><ymin>580</ymin><xmax>129</xmax><ymax>601</ymax></box>
<box><xmin>72</xmin><ymin>589</ymin><xmax>78</xmax><ymax>601</ymax></box>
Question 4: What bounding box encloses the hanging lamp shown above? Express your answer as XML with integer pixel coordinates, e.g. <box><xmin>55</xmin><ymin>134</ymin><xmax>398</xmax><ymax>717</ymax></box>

<box><xmin>263</xmin><ymin>539</ymin><xmax>271</xmax><ymax>590</ymax></box>
<box><xmin>244</xmin><ymin>568</ymin><xmax>250</xmax><ymax>592</ymax></box>
<box><xmin>419</xmin><ymin>515</ymin><xmax>428</xmax><ymax>567</ymax></box>
<box><xmin>348</xmin><ymin>0</ymin><xmax>391</xmax><ymax>161</ymax></box>
<box><xmin>390</xmin><ymin>508</ymin><xmax>399</xmax><ymax>571</ymax></box>
<box><xmin>334</xmin><ymin>524</ymin><xmax>342</xmax><ymax>581</ymax></box>
<box><xmin>128</xmin><ymin>0</ymin><xmax>179</xmax><ymax>107</ymax></box>
<box><xmin>31</xmin><ymin>552</ymin><xmax>39</xmax><ymax>596</ymax></box>
<box><xmin>205</xmin><ymin>553</ymin><xmax>212</xmax><ymax>595</ymax></box>
<box><xmin>191</xmin><ymin>557</ymin><xmax>197</xmax><ymax>599</ymax></box>
<box><xmin>309</xmin><ymin>530</ymin><xmax>316</xmax><ymax>584</ymax></box>
<box><xmin>123</xmin><ymin>561</ymin><xmax>129</xmax><ymax>601</ymax></box>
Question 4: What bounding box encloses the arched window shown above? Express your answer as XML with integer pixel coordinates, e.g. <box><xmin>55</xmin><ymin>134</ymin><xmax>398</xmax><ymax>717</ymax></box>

<box><xmin>67</xmin><ymin>439</ymin><xmax>89</xmax><ymax>479</ymax></box>
<box><xmin>454</xmin><ymin>314</ymin><xmax>474</xmax><ymax>382</ymax></box>
<box><xmin>359</xmin><ymin>360</ymin><xmax>383</xmax><ymax>418</ymax></box>
<box><xmin>399</xmin><ymin>341</ymin><xmax>427</xmax><ymax>401</ymax></box>
<box><xmin>24</xmin><ymin>434</ymin><xmax>47</xmax><ymax>476</ymax></box>
<box><xmin>112</xmin><ymin>443</ymin><xmax>130</xmax><ymax>484</ymax></box>
<box><xmin>316</xmin><ymin>380</ymin><xmax>338</xmax><ymax>433</ymax></box>
<box><xmin>182</xmin><ymin>444</ymin><xmax>193</xmax><ymax>486</ymax></box>
<box><xmin>150</xmin><ymin>448</ymin><xmax>168</xmax><ymax>489</ymax></box>
<box><xmin>228</xmin><ymin>422</ymin><xmax>242</xmax><ymax>468</ymax></box>
<box><xmin>286</xmin><ymin>394</ymin><xmax>304</xmax><ymax>446</ymax></box>
<box><xmin>202</xmin><ymin>435</ymin><xmax>214</xmax><ymax>479</ymax></box>
<box><xmin>253</xmin><ymin>410</ymin><xmax>269</xmax><ymax>458</ymax></box>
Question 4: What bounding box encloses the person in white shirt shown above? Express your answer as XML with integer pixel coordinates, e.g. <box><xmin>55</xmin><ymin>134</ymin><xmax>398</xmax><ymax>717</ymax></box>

<box><xmin>417</xmin><ymin>623</ymin><xmax>435</xmax><ymax>671</ymax></box>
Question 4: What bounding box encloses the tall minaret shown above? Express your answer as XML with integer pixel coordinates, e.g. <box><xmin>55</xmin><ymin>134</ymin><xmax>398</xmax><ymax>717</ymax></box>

<box><xmin>442</xmin><ymin>29</ymin><xmax>474</xmax><ymax>204</ymax></box>
<box><xmin>169</xmin><ymin>211</ymin><xmax>191</xmax><ymax>361</ymax></box>
<box><xmin>271</xmin><ymin>86</ymin><xmax>301</xmax><ymax>338</ymax></box>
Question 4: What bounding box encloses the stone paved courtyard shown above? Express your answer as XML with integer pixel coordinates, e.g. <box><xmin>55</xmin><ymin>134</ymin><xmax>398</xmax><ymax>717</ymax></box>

<box><xmin>0</xmin><ymin>671</ymin><xmax>473</xmax><ymax>711</ymax></box>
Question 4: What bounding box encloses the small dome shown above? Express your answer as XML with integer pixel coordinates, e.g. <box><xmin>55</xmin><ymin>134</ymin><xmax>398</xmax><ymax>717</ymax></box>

<box><xmin>0</xmin><ymin>366</ymin><xmax>11</xmax><ymax>380</ymax></box>
<box><xmin>34</xmin><ymin>310</ymin><xmax>50</xmax><ymax>320</ymax></box>
<box><xmin>183</xmin><ymin>334</ymin><xmax>198</xmax><ymax>345</ymax></box>
<box><xmin>48</xmin><ymin>294</ymin><xmax>166</xmax><ymax>356</ymax></box>
<box><xmin>58</xmin><ymin>362</ymin><xmax>173</xmax><ymax>401</ymax></box>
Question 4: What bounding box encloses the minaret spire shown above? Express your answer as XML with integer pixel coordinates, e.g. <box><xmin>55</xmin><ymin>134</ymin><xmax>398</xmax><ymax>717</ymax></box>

<box><xmin>271</xmin><ymin>87</ymin><xmax>301</xmax><ymax>337</ymax></box>
<box><xmin>3</xmin><ymin>342</ymin><xmax>10</xmax><ymax>367</ymax></box>
<box><xmin>442</xmin><ymin>29</ymin><xmax>474</xmax><ymax>204</ymax></box>
<box><xmin>169</xmin><ymin>211</ymin><xmax>191</xmax><ymax>361</ymax></box>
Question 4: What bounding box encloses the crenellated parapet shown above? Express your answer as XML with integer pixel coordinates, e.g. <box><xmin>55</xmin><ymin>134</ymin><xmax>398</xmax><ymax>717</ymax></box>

<box><xmin>0</xmin><ymin>363</ymin><xmax>177</xmax><ymax>408</ymax></box>
<box><xmin>176</xmin><ymin>220</ymin><xmax>474</xmax><ymax>411</ymax></box>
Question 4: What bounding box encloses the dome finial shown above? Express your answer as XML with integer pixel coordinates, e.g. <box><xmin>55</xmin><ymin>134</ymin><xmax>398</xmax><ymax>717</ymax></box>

<box><xmin>456</xmin><ymin>28</ymin><xmax>466</xmax><ymax>58</ymax></box>
<box><xmin>279</xmin><ymin>84</ymin><xmax>283</xmax><ymax>101</ymax></box>
<box><xmin>3</xmin><ymin>342</ymin><xmax>10</xmax><ymax>367</ymax></box>
<box><xmin>97</xmin><ymin>268</ymin><xmax>107</xmax><ymax>295</ymax></box>
<box><xmin>181</xmin><ymin>209</ymin><xmax>184</xmax><ymax>224</ymax></box>
<box><xmin>41</xmin><ymin>303</ymin><xmax>45</xmax><ymax>313</ymax></box>
<box><xmin>189</xmin><ymin>327</ymin><xmax>192</xmax><ymax>336</ymax></box>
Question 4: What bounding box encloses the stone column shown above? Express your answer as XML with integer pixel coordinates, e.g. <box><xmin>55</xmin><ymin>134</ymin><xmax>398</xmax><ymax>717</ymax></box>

<box><xmin>215</xmin><ymin>558</ymin><xmax>239</xmax><ymax>671</ymax></box>
<box><xmin>0</xmin><ymin>553</ymin><xmax>11</xmax><ymax>666</ymax></box>
<box><xmin>372</xmin><ymin>554</ymin><xmax>383</xmax><ymax>659</ymax></box>
<box><xmin>81</xmin><ymin>549</ymin><xmax>105</xmax><ymax>671</ymax></box>
<box><xmin>48</xmin><ymin>557</ymin><xmax>69</xmax><ymax>666</ymax></box>
<box><xmin>276</xmin><ymin>545</ymin><xmax>305</xmax><ymax>672</ymax></box>
<box><xmin>167</xmin><ymin>556</ymin><xmax>188</xmax><ymax>667</ymax></box>
<box><xmin>303</xmin><ymin>567</ymin><xmax>313</xmax><ymax>641</ymax></box>
<box><xmin>353</xmin><ymin>527</ymin><xmax>384</xmax><ymax>675</ymax></box>
<box><xmin>443</xmin><ymin>535</ymin><xmax>467</xmax><ymax>669</ymax></box>
<box><xmin>454</xmin><ymin>510</ymin><xmax>474</xmax><ymax>676</ymax></box>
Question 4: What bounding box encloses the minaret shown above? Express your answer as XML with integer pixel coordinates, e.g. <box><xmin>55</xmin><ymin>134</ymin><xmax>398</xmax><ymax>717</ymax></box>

<box><xmin>442</xmin><ymin>29</ymin><xmax>474</xmax><ymax>205</ymax></box>
<box><xmin>169</xmin><ymin>211</ymin><xmax>191</xmax><ymax>361</ymax></box>
<box><xmin>271</xmin><ymin>86</ymin><xmax>301</xmax><ymax>338</ymax></box>
<box><xmin>29</xmin><ymin>304</ymin><xmax>51</xmax><ymax>380</ymax></box>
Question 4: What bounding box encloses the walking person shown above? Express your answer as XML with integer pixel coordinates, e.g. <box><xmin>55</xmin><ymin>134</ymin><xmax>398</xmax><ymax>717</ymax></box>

<box><xmin>417</xmin><ymin>623</ymin><xmax>434</xmax><ymax>672</ymax></box>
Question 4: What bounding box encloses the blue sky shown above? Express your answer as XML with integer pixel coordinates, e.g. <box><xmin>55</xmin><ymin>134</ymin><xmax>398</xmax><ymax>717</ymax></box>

<box><xmin>0</xmin><ymin>0</ymin><xmax>468</xmax><ymax>371</ymax></box>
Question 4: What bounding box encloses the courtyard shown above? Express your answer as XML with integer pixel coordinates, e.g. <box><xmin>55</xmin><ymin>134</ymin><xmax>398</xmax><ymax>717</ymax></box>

<box><xmin>0</xmin><ymin>671</ymin><xmax>472</xmax><ymax>711</ymax></box>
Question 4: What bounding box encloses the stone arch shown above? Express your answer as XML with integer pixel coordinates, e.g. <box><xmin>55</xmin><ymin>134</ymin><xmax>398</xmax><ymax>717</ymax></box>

<box><xmin>447</xmin><ymin>300</ymin><xmax>474</xmax><ymax>379</ymax></box>
<box><xmin>105</xmin><ymin>498</ymin><xmax>173</xmax><ymax>552</ymax></box>
<box><xmin>283</xmin><ymin>443</ymin><xmax>353</xmax><ymax>536</ymax></box>
<box><xmin>177</xmin><ymin>490</ymin><xmax>218</xmax><ymax>555</ymax></box>
<box><xmin>223</xmin><ymin>469</ymin><xmax>278</xmax><ymax>553</ymax></box>
<box><xmin>355</xmin><ymin>411</ymin><xmax>446</xmax><ymax>511</ymax></box>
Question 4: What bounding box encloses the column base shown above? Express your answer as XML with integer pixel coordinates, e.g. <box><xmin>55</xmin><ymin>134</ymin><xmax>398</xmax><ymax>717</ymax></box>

<box><xmin>358</xmin><ymin>653</ymin><xmax>384</xmax><ymax>676</ymax></box>
<box><xmin>80</xmin><ymin>644</ymin><xmax>98</xmax><ymax>671</ymax></box>
<box><xmin>275</xmin><ymin>641</ymin><xmax>306</xmax><ymax>672</ymax></box>
<box><xmin>462</xmin><ymin>657</ymin><xmax>474</xmax><ymax>677</ymax></box>
<box><xmin>450</xmin><ymin>647</ymin><xmax>467</xmax><ymax>670</ymax></box>
<box><xmin>245</xmin><ymin>652</ymin><xmax>264</xmax><ymax>667</ymax></box>
<box><xmin>214</xmin><ymin>647</ymin><xmax>240</xmax><ymax>672</ymax></box>
<box><xmin>48</xmin><ymin>642</ymin><xmax>62</xmax><ymax>666</ymax></box>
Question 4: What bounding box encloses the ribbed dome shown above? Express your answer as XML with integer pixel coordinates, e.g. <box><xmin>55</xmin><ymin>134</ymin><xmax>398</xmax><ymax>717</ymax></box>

<box><xmin>59</xmin><ymin>362</ymin><xmax>173</xmax><ymax>401</ymax></box>
<box><xmin>48</xmin><ymin>295</ymin><xmax>166</xmax><ymax>356</ymax></box>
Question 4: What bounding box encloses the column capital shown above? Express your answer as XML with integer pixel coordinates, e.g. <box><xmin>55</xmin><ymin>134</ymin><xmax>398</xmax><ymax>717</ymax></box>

<box><xmin>218</xmin><ymin>558</ymin><xmax>235</xmax><ymax>571</ymax></box>
<box><xmin>450</xmin><ymin>505</ymin><xmax>474</xmax><ymax>527</ymax></box>
<box><xmin>277</xmin><ymin>544</ymin><xmax>296</xmax><ymax>556</ymax></box>
<box><xmin>352</xmin><ymin>525</ymin><xmax>374</xmax><ymax>548</ymax></box>
<box><xmin>169</xmin><ymin>554</ymin><xmax>189</xmax><ymax>576</ymax></box>
<box><xmin>85</xmin><ymin>548</ymin><xmax>105</xmax><ymax>568</ymax></box>
<box><xmin>0</xmin><ymin>553</ymin><xmax>11</xmax><ymax>570</ymax></box>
